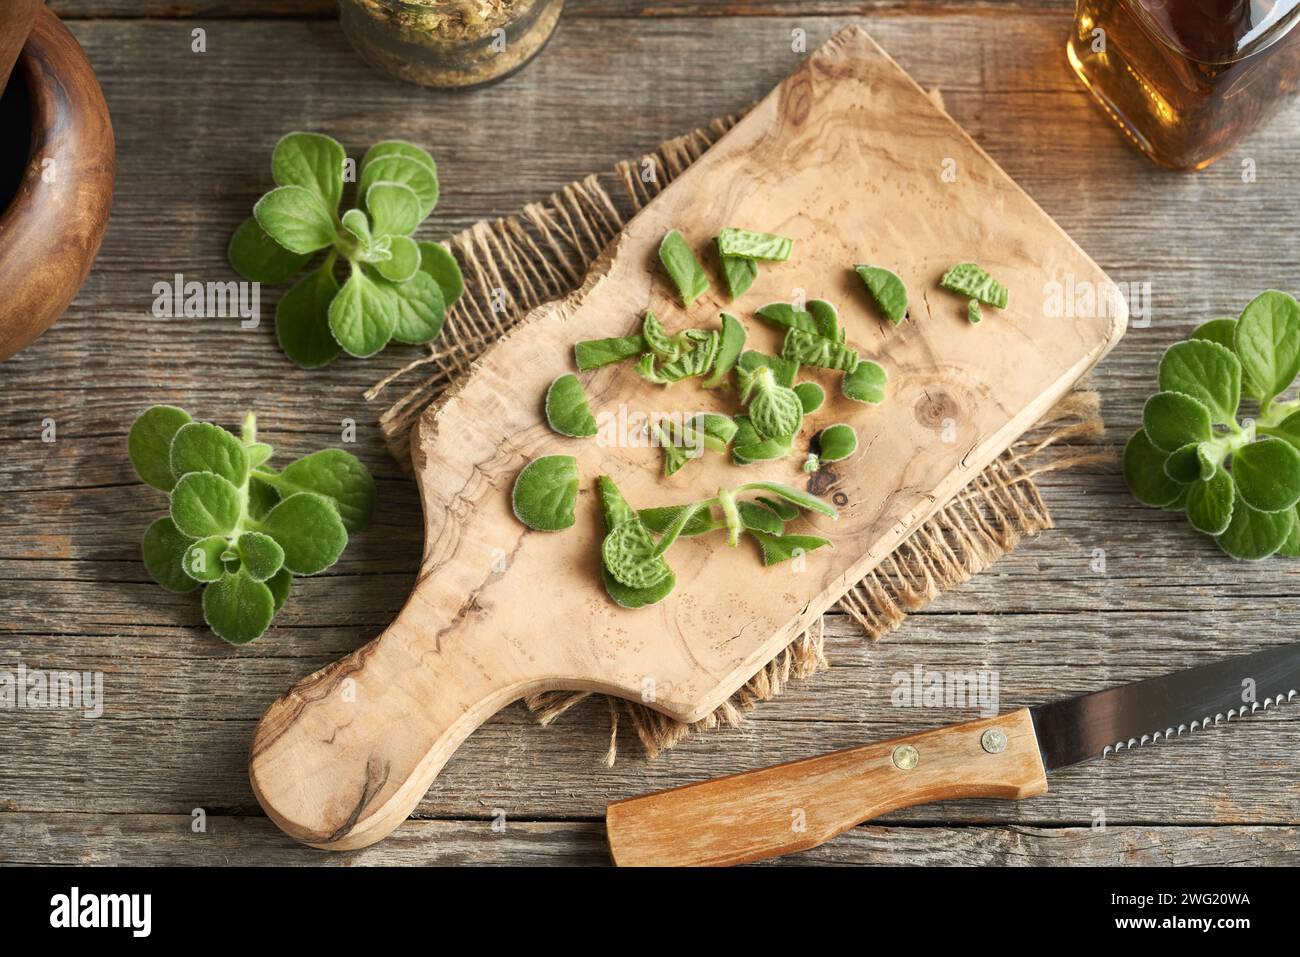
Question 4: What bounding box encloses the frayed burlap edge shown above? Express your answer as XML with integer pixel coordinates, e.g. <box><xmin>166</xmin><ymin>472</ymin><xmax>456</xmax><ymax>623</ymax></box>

<box><xmin>365</xmin><ymin>117</ymin><xmax>1109</xmax><ymax>765</ymax></box>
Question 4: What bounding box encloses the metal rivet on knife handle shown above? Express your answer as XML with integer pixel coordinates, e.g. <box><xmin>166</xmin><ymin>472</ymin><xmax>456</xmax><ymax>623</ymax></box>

<box><xmin>891</xmin><ymin>744</ymin><xmax>919</xmax><ymax>769</ymax></box>
<box><xmin>981</xmin><ymin>728</ymin><xmax>1008</xmax><ymax>754</ymax></box>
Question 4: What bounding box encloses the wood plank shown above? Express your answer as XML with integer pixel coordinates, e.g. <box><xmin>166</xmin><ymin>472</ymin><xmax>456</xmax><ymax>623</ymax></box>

<box><xmin>46</xmin><ymin>2</ymin><xmax>1075</xmax><ymax>22</ymax></box>
<box><xmin>2</xmin><ymin>14</ymin><xmax>1299</xmax><ymax>863</ymax></box>
<box><xmin>1</xmin><ymin>617</ymin><xmax>1296</xmax><ymax>824</ymax></box>
<box><xmin>0</xmin><ymin>813</ymin><xmax>1294</xmax><ymax>866</ymax></box>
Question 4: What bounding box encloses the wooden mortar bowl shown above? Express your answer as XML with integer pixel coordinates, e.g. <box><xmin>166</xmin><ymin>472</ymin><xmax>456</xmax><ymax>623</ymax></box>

<box><xmin>0</xmin><ymin>6</ymin><xmax>114</xmax><ymax>362</ymax></box>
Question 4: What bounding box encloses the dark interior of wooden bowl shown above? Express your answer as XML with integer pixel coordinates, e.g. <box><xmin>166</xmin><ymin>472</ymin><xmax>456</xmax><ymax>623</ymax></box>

<box><xmin>0</xmin><ymin>70</ymin><xmax>30</xmax><ymax>213</ymax></box>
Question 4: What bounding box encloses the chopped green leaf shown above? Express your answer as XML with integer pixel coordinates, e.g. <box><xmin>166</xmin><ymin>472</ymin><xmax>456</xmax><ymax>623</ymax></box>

<box><xmin>511</xmin><ymin>455</ymin><xmax>579</xmax><ymax>532</ymax></box>
<box><xmin>855</xmin><ymin>265</ymin><xmax>908</xmax><ymax>324</ymax></box>
<box><xmin>658</xmin><ymin>230</ymin><xmax>710</xmax><ymax>306</ymax></box>
<box><xmin>940</xmin><ymin>262</ymin><xmax>1008</xmax><ymax>309</ymax></box>
<box><xmin>842</xmin><ymin>360</ymin><xmax>887</xmax><ymax>403</ymax></box>
<box><xmin>717</xmin><ymin>227</ymin><xmax>793</xmax><ymax>262</ymax></box>
<box><xmin>545</xmin><ymin>374</ymin><xmax>598</xmax><ymax>438</ymax></box>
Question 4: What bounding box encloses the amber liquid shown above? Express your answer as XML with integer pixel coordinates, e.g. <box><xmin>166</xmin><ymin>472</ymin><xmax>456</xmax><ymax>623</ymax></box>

<box><xmin>1069</xmin><ymin>0</ymin><xmax>1300</xmax><ymax>170</ymax></box>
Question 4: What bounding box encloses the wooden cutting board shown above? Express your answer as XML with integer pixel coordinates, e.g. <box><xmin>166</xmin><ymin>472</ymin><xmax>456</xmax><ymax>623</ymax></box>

<box><xmin>250</xmin><ymin>26</ymin><xmax>1126</xmax><ymax>850</ymax></box>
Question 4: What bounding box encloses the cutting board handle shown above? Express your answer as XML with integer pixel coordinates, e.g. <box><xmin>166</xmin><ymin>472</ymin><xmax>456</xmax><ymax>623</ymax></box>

<box><xmin>605</xmin><ymin>709</ymin><xmax>1049</xmax><ymax>866</ymax></box>
<box><xmin>248</xmin><ymin>599</ymin><xmax>543</xmax><ymax>850</ymax></box>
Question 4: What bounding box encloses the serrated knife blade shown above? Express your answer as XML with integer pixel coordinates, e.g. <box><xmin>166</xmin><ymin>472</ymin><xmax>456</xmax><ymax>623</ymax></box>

<box><xmin>606</xmin><ymin>643</ymin><xmax>1300</xmax><ymax>866</ymax></box>
<box><xmin>1031</xmin><ymin>641</ymin><xmax>1300</xmax><ymax>771</ymax></box>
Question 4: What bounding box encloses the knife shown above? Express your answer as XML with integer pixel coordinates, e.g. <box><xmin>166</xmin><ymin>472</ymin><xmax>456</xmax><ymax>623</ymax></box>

<box><xmin>605</xmin><ymin>643</ymin><xmax>1299</xmax><ymax>866</ymax></box>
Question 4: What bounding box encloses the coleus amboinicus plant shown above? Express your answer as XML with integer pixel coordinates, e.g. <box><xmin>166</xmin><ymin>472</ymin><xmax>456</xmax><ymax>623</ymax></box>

<box><xmin>228</xmin><ymin>132</ymin><xmax>464</xmax><ymax>368</ymax></box>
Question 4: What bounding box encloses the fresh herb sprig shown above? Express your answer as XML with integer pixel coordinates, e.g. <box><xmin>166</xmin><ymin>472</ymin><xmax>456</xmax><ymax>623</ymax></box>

<box><xmin>1124</xmin><ymin>290</ymin><xmax>1300</xmax><ymax>560</ymax></box>
<box><xmin>229</xmin><ymin>133</ymin><xmax>464</xmax><ymax>368</ymax></box>
<box><xmin>597</xmin><ymin>475</ymin><xmax>834</xmax><ymax>607</ymax></box>
<box><xmin>129</xmin><ymin>405</ymin><xmax>376</xmax><ymax>644</ymax></box>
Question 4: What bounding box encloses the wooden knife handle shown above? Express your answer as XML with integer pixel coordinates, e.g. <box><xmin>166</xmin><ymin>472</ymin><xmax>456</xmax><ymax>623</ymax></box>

<box><xmin>605</xmin><ymin>709</ymin><xmax>1048</xmax><ymax>866</ymax></box>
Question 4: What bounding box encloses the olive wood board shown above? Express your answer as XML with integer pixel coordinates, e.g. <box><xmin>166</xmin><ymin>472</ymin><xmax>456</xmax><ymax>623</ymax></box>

<box><xmin>249</xmin><ymin>25</ymin><xmax>1127</xmax><ymax>850</ymax></box>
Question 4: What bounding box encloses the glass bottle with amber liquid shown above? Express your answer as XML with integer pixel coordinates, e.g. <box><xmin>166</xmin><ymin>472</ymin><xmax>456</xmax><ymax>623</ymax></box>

<box><xmin>1068</xmin><ymin>0</ymin><xmax>1300</xmax><ymax>170</ymax></box>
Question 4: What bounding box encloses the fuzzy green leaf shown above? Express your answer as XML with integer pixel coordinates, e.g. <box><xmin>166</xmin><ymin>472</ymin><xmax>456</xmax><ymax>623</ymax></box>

<box><xmin>748</xmin><ymin>531</ymin><xmax>832</xmax><ymax>566</ymax></box>
<box><xmin>1163</xmin><ymin>442</ymin><xmax>1215</xmax><ymax>484</ymax></box>
<box><xmin>228</xmin><ymin>216</ymin><xmax>311</xmax><ymax>284</ymax></box>
<box><xmin>266</xmin><ymin>567</ymin><xmax>293</xmax><ymax>613</ymax></box>
<box><xmin>782</xmin><ymin>328</ymin><xmax>858</xmax><ymax>372</ymax></box>
<box><xmin>701</xmin><ymin>313</ymin><xmax>747</xmax><ymax>388</ymax></box>
<box><xmin>658</xmin><ymin>230</ymin><xmax>709</xmax><ymax>306</ymax></box>
<box><xmin>511</xmin><ymin>455</ymin><xmax>578</xmax><ymax>532</ymax></box>
<box><xmin>1123</xmin><ymin>429</ymin><xmax>1186</xmax><ymax>507</ymax></box>
<box><xmin>1216</xmin><ymin>488</ymin><xmax>1296</xmax><ymax>560</ymax></box>
<box><xmin>170</xmin><ymin>421</ymin><xmax>250</xmax><ymax>486</ymax></box>
<box><xmin>940</xmin><ymin>262</ymin><xmax>1008</xmax><ymax>309</ymax></box>
<box><xmin>575</xmin><ymin>334</ymin><xmax>646</xmax><ymax>371</ymax></box>
<box><xmin>378</xmin><ymin>270</ymin><xmax>446</xmax><ymax>345</ymax></box>
<box><xmin>1185</xmin><ymin>466</ymin><xmax>1235</xmax><ymax>536</ymax></box>
<box><xmin>329</xmin><ymin>269</ymin><xmax>396</xmax><ymax>357</ymax></box>
<box><xmin>545</xmin><ymin>374</ymin><xmax>598</xmax><ymax>438</ymax></box>
<box><xmin>718</xmin><ymin>243</ymin><xmax>758</xmax><ymax>300</ymax></box>
<box><xmin>1261</xmin><ymin>409</ymin><xmax>1300</xmax><ymax>452</ymax></box>
<box><xmin>417</xmin><ymin>241</ymin><xmax>464</xmax><ymax>306</ymax></box>
<box><xmin>745</xmin><ymin>367</ymin><xmax>804</xmax><ymax>439</ymax></box>
<box><xmin>203</xmin><ymin>569</ymin><xmax>277</xmax><ymax>645</ymax></box>
<box><xmin>359</xmin><ymin>153</ymin><xmax>438</xmax><ymax>221</ymax></box>
<box><xmin>855</xmin><ymin>265</ymin><xmax>908</xmax><ymax>324</ymax></box>
<box><xmin>602</xmin><ymin>518</ymin><xmax>674</xmax><ymax>589</ymax></box>
<box><xmin>170</xmin><ymin>472</ymin><xmax>242</xmax><ymax>538</ymax></box>
<box><xmin>1157</xmin><ymin>338</ymin><xmax>1242</xmax><ymax>426</ymax></box>
<box><xmin>842</xmin><ymin>360</ymin><xmax>887</xmax><ymax>403</ymax></box>
<box><xmin>638</xmin><ymin>504</ymin><xmax>722</xmax><ymax>537</ymax></box>
<box><xmin>737</xmin><ymin>501</ymin><xmax>784</xmax><ymax>536</ymax></box>
<box><xmin>258</xmin><ymin>492</ymin><xmax>348</xmax><ymax>575</ymax></box>
<box><xmin>247</xmin><ymin>473</ymin><xmax>281</xmax><ymax>522</ymax></box>
<box><xmin>739</xmin><ymin>481</ymin><xmax>837</xmax><ymax>517</ymax></box>
<box><xmin>365</xmin><ymin>181</ymin><xmax>422</xmax><ymax>238</ymax></box>
<box><xmin>141</xmin><ymin>517</ymin><xmax>200</xmax><ymax>593</ymax></box>
<box><xmin>129</xmin><ymin>405</ymin><xmax>193</xmax><ymax>491</ymax></box>
<box><xmin>1234</xmin><ymin>290</ymin><xmax>1300</xmax><ymax>405</ymax></box>
<box><xmin>254</xmin><ymin>185</ymin><xmax>337</xmax><ymax>255</ymax></box>
<box><xmin>737</xmin><ymin>351</ymin><xmax>798</xmax><ymax>388</ymax></box>
<box><xmin>1231</xmin><ymin>438</ymin><xmax>1300</xmax><ymax>513</ymax></box>
<box><xmin>794</xmin><ymin>381</ymin><xmax>825</xmax><ymax>414</ymax></box>
<box><xmin>816</xmin><ymin>424</ymin><xmax>858</xmax><ymax>462</ymax></box>
<box><xmin>362</xmin><ymin>140</ymin><xmax>436</xmax><ymax>176</ymax></box>
<box><xmin>276</xmin><ymin>264</ymin><xmax>342</xmax><ymax>369</ymax></box>
<box><xmin>236</xmin><ymin>531</ymin><xmax>285</xmax><ymax>582</ymax></box>
<box><xmin>183</xmin><ymin>535</ymin><xmax>228</xmax><ymax>582</ymax></box>
<box><xmin>597</xmin><ymin>477</ymin><xmax>675</xmax><ymax>608</ymax></box>
<box><xmin>755</xmin><ymin>302</ymin><xmax>818</xmax><ymax>334</ymax></box>
<box><xmin>717</xmin><ymin>227</ymin><xmax>792</xmax><ymax>262</ymax></box>
<box><xmin>265</xmin><ymin>448</ymin><xmax>375</xmax><ymax>533</ymax></box>
<box><xmin>807</xmin><ymin>300</ymin><xmax>843</xmax><ymax>342</ymax></box>
<box><xmin>1141</xmin><ymin>391</ymin><xmax>1213</xmax><ymax>453</ymax></box>
<box><xmin>374</xmin><ymin>234</ymin><xmax>421</xmax><ymax>283</ymax></box>
<box><xmin>272</xmin><ymin>132</ymin><xmax>346</xmax><ymax>212</ymax></box>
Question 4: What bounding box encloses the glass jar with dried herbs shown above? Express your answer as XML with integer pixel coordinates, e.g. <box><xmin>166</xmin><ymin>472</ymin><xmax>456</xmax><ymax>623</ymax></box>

<box><xmin>339</xmin><ymin>0</ymin><xmax>563</xmax><ymax>89</ymax></box>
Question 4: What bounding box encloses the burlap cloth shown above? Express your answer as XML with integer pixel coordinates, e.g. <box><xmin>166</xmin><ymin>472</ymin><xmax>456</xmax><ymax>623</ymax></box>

<box><xmin>365</xmin><ymin>116</ymin><xmax>1106</xmax><ymax>764</ymax></box>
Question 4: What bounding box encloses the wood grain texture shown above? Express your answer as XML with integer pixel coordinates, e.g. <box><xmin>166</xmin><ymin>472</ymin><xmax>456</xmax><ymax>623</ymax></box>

<box><xmin>1</xmin><ymin>814</ymin><xmax>1295</xmax><ymax>866</ymax></box>
<box><xmin>46</xmin><ymin>1</ymin><xmax>1075</xmax><ymax>22</ymax></box>
<box><xmin>0</xmin><ymin>6</ymin><xmax>115</xmax><ymax>360</ymax></box>
<box><xmin>0</xmin><ymin>12</ymin><xmax>1298</xmax><ymax>865</ymax></box>
<box><xmin>247</xmin><ymin>25</ymin><xmax>1123</xmax><ymax>851</ymax></box>
<box><xmin>607</xmin><ymin>708</ymin><xmax>1048</xmax><ymax>865</ymax></box>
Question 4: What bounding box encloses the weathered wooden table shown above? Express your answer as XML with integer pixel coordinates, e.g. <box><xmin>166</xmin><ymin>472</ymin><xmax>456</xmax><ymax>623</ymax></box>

<box><xmin>2</xmin><ymin>0</ymin><xmax>1297</xmax><ymax>866</ymax></box>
